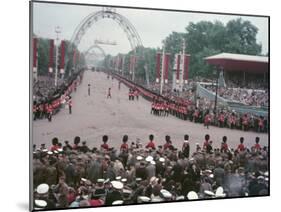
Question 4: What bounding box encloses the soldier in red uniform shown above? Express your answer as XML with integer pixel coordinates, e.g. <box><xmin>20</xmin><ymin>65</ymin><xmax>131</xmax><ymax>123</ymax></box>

<box><xmin>47</xmin><ymin>103</ymin><xmax>53</xmax><ymax>122</ymax></box>
<box><xmin>253</xmin><ymin>137</ymin><xmax>262</xmax><ymax>152</ymax></box>
<box><xmin>134</xmin><ymin>89</ymin><xmax>139</xmax><ymax>101</ymax></box>
<box><xmin>203</xmin><ymin>134</ymin><xmax>210</xmax><ymax>150</ymax></box>
<box><xmin>218</xmin><ymin>112</ymin><xmax>225</xmax><ymax>128</ymax></box>
<box><xmin>258</xmin><ymin>116</ymin><xmax>265</xmax><ymax>133</ymax></box>
<box><xmin>220</xmin><ymin>136</ymin><xmax>229</xmax><ymax>153</ymax></box>
<box><xmin>204</xmin><ymin>111</ymin><xmax>211</xmax><ymax>129</ymax></box>
<box><xmin>101</xmin><ymin>135</ymin><xmax>109</xmax><ymax>151</ymax></box>
<box><xmin>242</xmin><ymin>114</ymin><xmax>249</xmax><ymax>131</ymax></box>
<box><xmin>146</xmin><ymin>134</ymin><xmax>156</xmax><ymax>150</ymax></box>
<box><xmin>193</xmin><ymin>108</ymin><xmax>199</xmax><ymax>123</ymax></box>
<box><xmin>120</xmin><ymin>135</ymin><xmax>129</xmax><ymax>153</ymax></box>
<box><xmin>237</xmin><ymin>137</ymin><xmax>246</xmax><ymax>152</ymax></box>
<box><xmin>228</xmin><ymin>112</ymin><xmax>236</xmax><ymax>129</ymax></box>
<box><xmin>163</xmin><ymin>135</ymin><xmax>173</xmax><ymax>150</ymax></box>
<box><xmin>50</xmin><ymin>137</ymin><xmax>59</xmax><ymax>151</ymax></box>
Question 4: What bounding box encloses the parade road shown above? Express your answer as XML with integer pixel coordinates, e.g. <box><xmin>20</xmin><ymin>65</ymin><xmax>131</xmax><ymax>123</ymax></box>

<box><xmin>33</xmin><ymin>71</ymin><xmax>268</xmax><ymax>152</ymax></box>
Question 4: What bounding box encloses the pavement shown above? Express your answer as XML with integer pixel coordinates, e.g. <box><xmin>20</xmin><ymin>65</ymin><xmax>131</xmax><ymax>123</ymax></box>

<box><xmin>33</xmin><ymin>70</ymin><xmax>268</xmax><ymax>152</ymax></box>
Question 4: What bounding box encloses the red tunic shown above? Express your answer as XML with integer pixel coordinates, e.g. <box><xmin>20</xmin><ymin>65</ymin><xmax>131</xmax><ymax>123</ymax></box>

<box><xmin>163</xmin><ymin>143</ymin><xmax>171</xmax><ymax>150</ymax></box>
<box><xmin>101</xmin><ymin>143</ymin><xmax>109</xmax><ymax>150</ymax></box>
<box><xmin>237</xmin><ymin>144</ymin><xmax>245</xmax><ymax>152</ymax></box>
<box><xmin>254</xmin><ymin>143</ymin><xmax>261</xmax><ymax>151</ymax></box>
<box><xmin>204</xmin><ymin>114</ymin><xmax>211</xmax><ymax>125</ymax></box>
<box><xmin>120</xmin><ymin>143</ymin><xmax>129</xmax><ymax>151</ymax></box>
<box><xmin>146</xmin><ymin>141</ymin><xmax>156</xmax><ymax>149</ymax></box>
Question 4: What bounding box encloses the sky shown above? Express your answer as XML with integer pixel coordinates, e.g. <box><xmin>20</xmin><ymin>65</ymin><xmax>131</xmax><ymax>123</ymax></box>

<box><xmin>32</xmin><ymin>2</ymin><xmax>269</xmax><ymax>56</ymax></box>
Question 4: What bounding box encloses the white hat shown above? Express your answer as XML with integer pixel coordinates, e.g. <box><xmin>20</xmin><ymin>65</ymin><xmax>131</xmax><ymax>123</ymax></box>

<box><xmin>137</xmin><ymin>196</ymin><xmax>151</xmax><ymax>203</ymax></box>
<box><xmin>58</xmin><ymin>148</ymin><xmax>63</xmax><ymax>152</ymax></box>
<box><xmin>145</xmin><ymin>156</ymin><xmax>153</xmax><ymax>162</ymax></box>
<box><xmin>97</xmin><ymin>179</ymin><xmax>105</xmax><ymax>183</ymax></box>
<box><xmin>54</xmin><ymin>150</ymin><xmax>59</xmax><ymax>154</ymax></box>
<box><xmin>264</xmin><ymin>171</ymin><xmax>269</xmax><ymax>177</ymax></box>
<box><xmin>47</xmin><ymin>151</ymin><xmax>53</xmax><ymax>155</ymax></box>
<box><xmin>160</xmin><ymin>189</ymin><xmax>172</xmax><ymax>199</ymax></box>
<box><xmin>176</xmin><ymin>195</ymin><xmax>185</xmax><ymax>201</ymax></box>
<box><xmin>111</xmin><ymin>181</ymin><xmax>124</xmax><ymax>190</ymax></box>
<box><xmin>81</xmin><ymin>178</ymin><xmax>87</xmax><ymax>182</ymax></box>
<box><xmin>112</xmin><ymin>200</ymin><xmax>124</xmax><ymax>205</ymax></box>
<box><xmin>184</xmin><ymin>140</ymin><xmax>189</xmax><ymax>143</ymax></box>
<box><xmin>36</xmin><ymin>184</ymin><xmax>49</xmax><ymax>194</ymax></box>
<box><xmin>150</xmin><ymin>176</ymin><xmax>158</xmax><ymax>185</ymax></box>
<box><xmin>265</xmin><ymin>177</ymin><xmax>269</xmax><ymax>181</ymax></box>
<box><xmin>215</xmin><ymin>186</ymin><xmax>225</xmax><ymax>198</ymax></box>
<box><xmin>116</xmin><ymin>176</ymin><xmax>122</xmax><ymax>180</ymax></box>
<box><xmin>150</xmin><ymin>160</ymin><xmax>156</xmax><ymax>165</ymax></box>
<box><xmin>204</xmin><ymin>190</ymin><xmax>215</xmax><ymax>196</ymax></box>
<box><xmin>187</xmin><ymin>191</ymin><xmax>198</xmax><ymax>200</ymax></box>
<box><xmin>257</xmin><ymin>176</ymin><xmax>265</xmax><ymax>180</ymax></box>
<box><xmin>209</xmin><ymin>174</ymin><xmax>214</xmax><ymax>178</ymax></box>
<box><xmin>34</xmin><ymin>200</ymin><xmax>47</xmax><ymax>208</ymax></box>
<box><xmin>136</xmin><ymin>178</ymin><xmax>142</xmax><ymax>182</ymax></box>
<box><xmin>159</xmin><ymin>157</ymin><xmax>165</xmax><ymax>162</ymax></box>
<box><xmin>42</xmin><ymin>149</ymin><xmax>48</xmax><ymax>152</ymax></box>
<box><xmin>123</xmin><ymin>189</ymin><xmax>132</xmax><ymax>194</ymax></box>
<box><xmin>137</xmin><ymin>156</ymin><xmax>143</xmax><ymax>161</ymax></box>
<box><xmin>121</xmin><ymin>178</ymin><xmax>127</xmax><ymax>183</ymax></box>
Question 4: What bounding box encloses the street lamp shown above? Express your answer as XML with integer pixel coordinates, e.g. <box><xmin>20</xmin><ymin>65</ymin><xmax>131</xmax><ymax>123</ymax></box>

<box><xmin>54</xmin><ymin>26</ymin><xmax>61</xmax><ymax>87</ymax></box>
<box><xmin>214</xmin><ymin>66</ymin><xmax>222</xmax><ymax>115</ymax></box>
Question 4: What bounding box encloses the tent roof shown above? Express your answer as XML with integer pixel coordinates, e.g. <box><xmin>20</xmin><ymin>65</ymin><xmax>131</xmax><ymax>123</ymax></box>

<box><xmin>204</xmin><ymin>53</ymin><xmax>268</xmax><ymax>73</ymax></box>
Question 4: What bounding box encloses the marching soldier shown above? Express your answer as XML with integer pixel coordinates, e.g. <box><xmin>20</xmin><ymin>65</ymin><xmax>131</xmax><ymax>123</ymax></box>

<box><xmin>68</xmin><ymin>96</ymin><xmax>72</xmax><ymax>114</ymax></box>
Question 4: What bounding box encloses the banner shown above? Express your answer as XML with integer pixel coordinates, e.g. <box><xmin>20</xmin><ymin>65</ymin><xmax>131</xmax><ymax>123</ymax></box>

<box><xmin>155</xmin><ymin>52</ymin><xmax>161</xmax><ymax>83</ymax></box>
<box><xmin>59</xmin><ymin>40</ymin><xmax>65</xmax><ymax>74</ymax></box>
<box><xmin>164</xmin><ymin>53</ymin><xmax>170</xmax><ymax>83</ymax></box>
<box><xmin>184</xmin><ymin>54</ymin><xmax>190</xmax><ymax>83</ymax></box>
<box><xmin>48</xmin><ymin>39</ymin><xmax>54</xmax><ymax>73</ymax></box>
<box><xmin>33</xmin><ymin>38</ymin><xmax>37</xmax><ymax>72</ymax></box>
<box><xmin>176</xmin><ymin>54</ymin><xmax>181</xmax><ymax>83</ymax></box>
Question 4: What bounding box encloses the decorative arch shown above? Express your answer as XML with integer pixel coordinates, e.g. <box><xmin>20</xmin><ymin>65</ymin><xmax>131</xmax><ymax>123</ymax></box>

<box><xmin>70</xmin><ymin>7</ymin><xmax>143</xmax><ymax>51</ymax></box>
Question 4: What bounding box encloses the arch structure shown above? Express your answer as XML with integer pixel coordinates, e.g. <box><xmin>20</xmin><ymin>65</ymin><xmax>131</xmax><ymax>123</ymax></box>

<box><xmin>84</xmin><ymin>44</ymin><xmax>106</xmax><ymax>66</ymax></box>
<box><xmin>70</xmin><ymin>7</ymin><xmax>143</xmax><ymax>52</ymax></box>
<box><xmin>69</xmin><ymin>7</ymin><xmax>149</xmax><ymax>84</ymax></box>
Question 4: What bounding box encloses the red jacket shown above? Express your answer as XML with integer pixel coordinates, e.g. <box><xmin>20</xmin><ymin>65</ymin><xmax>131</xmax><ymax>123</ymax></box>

<box><xmin>146</xmin><ymin>141</ymin><xmax>156</xmax><ymax>149</ymax></box>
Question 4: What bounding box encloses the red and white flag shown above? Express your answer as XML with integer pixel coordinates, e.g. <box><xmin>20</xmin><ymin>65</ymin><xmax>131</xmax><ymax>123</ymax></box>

<box><xmin>59</xmin><ymin>40</ymin><xmax>65</xmax><ymax>74</ymax></box>
<box><xmin>48</xmin><ymin>39</ymin><xmax>54</xmax><ymax>73</ymax></box>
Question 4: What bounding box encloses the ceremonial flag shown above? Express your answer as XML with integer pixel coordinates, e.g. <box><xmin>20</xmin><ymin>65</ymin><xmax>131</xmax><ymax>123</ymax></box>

<box><xmin>155</xmin><ymin>52</ymin><xmax>161</xmax><ymax>83</ymax></box>
<box><xmin>48</xmin><ymin>39</ymin><xmax>54</xmax><ymax>73</ymax></box>
<box><xmin>176</xmin><ymin>54</ymin><xmax>181</xmax><ymax>83</ymax></box>
<box><xmin>59</xmin><ymin>40</ymin><xmax>65</xmax><ymax>74</ymax></box>
<box><xmin>33</xmin><ymin>38</ymin><xmax>37</xmax><ymax>72</ymax></box>
<box><xmin>164</xmin><ymin>53</ymin><xmax>170</xmax><ymax>84</ymax></box>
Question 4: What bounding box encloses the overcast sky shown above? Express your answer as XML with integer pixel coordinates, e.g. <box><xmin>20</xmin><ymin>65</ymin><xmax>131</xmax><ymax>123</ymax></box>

<box><xmin>32</xmin><ymin>2</ymin><xmax>268</xmax><ymax>56</ymax></box>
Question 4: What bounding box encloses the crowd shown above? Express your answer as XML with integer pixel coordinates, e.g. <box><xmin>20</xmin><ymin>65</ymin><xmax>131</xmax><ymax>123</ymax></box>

<box><xmin>32</xmin><ymin>70</ymin><xmax>84</xmax><ymax>121</ymax></box>
<box><xmin>33</xmin><ymin>134</ymin><xmax>269</xmax><ymax>210</ymax></box>
<box><xmin>202</xmin><ymin>84</ymin><xmax>268</xmax><ymax>107</ymax></box>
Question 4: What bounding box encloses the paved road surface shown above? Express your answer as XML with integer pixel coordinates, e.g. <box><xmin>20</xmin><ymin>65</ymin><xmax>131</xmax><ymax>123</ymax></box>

<box><xmin>33</xmin><ymin>71</ymin><xmax>268</xmax><ymax>152</ymax></box>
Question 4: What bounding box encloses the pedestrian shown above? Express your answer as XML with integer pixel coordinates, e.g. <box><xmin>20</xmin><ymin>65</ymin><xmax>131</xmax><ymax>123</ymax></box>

<box><xmin>107</xmin><ymin>88</ymin><xmax>112</xmax><ymax>99</ymax></box>
<box><xmin>88</xmin><ymin>84</ymin><xmax>91</xmax><ymax>96</ymax></box>
<box><xmin>182</xmin><ymin>134</ymin><xmax>190</xmax><ymax>158</ymax></box>
<box><xmin>68</xmin><ymin>96</ymin><xmax>72</xmax><ymax>114</ymax></box>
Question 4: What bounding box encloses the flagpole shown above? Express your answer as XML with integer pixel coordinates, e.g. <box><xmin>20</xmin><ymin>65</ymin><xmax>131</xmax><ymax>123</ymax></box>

<box><xmin>160</xmin><ymin>41</ymin><xmax>166</xmax><ymax>95</ymax></box>
<box><xmin>54</xmin><ymin>26</ymin><xmax>61</xmax><ymax>87</ymax></box>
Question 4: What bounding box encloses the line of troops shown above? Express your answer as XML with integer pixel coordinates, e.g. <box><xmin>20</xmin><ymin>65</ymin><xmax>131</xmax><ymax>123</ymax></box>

<box><xmin>110</xmin><ymin>72</ymin><xmax>268</xmax><ymax>133</ymax></box>
<box><xmin>150</xmin><ymin>98</ymin><xmax>267</xmax><ymax>133</ymax></box>
<box><xmin>33</xmin><ymin>134</ymin><xmax>268</xmax><ymax>210</ymax></box>
<box><xmin>32</xmin><ymin>71</ymin><xmax>84</xmax><ymax>121</ymax></box>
